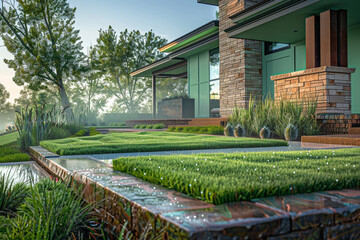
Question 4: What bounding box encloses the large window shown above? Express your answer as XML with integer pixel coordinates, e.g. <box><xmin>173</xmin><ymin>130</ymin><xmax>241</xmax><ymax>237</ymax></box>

<box><xmin>209</xmin><ymin>48</ymin><xmax>220</xmax><ymax>117</ymax></box>
<box><xmin>265</xmin><ymin>42</ymin><xmax>290</xmax><ymax>55</ymax></box>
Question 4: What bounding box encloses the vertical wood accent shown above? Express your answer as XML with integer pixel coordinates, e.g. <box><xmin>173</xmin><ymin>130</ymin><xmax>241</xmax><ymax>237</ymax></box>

<box><xmin>320</xmin><ymin>10</ymin><xmax>338</xmax><ymax>67</ymax></box>
<box><xmin>306</xmin><ymin>15</ymin><xmax>320</xmax><ymax>69</ymax></box>
<box><xmin>152</xmin><ymin>75</ymin><xmax>157</xmax><ymax>118</ymax></box>
<box><xmin>338</xmin><ymin>10</ymin><xmax>348</xmax><ymax>67</ymax></box>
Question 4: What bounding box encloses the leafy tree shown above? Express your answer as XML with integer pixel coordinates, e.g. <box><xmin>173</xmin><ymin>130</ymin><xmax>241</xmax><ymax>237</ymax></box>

<box><xmin>0</xmin><ymin>0</ymin><xmax>85</xmax><ymax>123</ymax></box>
<box><xmin>14</xmin><ymin>85</ymin><xmax>59</xmax><ymax>110</ymax></box>
<box><xmin>92</xmin><ymin>27</ymin><xmax>167</xmax><ymax>113</ymax></box>
<box><xmin>0</xmin><ymin>83</ymin><xmax>14</xmax><ymax>130</ymax></box>
<box><xmin>69</xmin><ymin>67</ymin><xmax>107</xmax><ymax>125</ymax></box>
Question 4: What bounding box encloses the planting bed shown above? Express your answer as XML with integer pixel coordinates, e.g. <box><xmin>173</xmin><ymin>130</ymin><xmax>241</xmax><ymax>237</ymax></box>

<box><xmin>40</xmin><ymin>132</ymin><xmax>288</xmax><ymax>155</ymax></box>
<box><xmin>30</xmin><ymin>146</ymin><xmax>360</xmax><ymax>239</ymax></box>
<box><xmin>113</xmin><ymin>148</ymin><xmax>360</xmax><ymax>204</ymax></box>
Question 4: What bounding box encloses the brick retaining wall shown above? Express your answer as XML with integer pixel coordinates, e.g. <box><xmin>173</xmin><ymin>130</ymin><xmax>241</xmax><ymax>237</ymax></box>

<box><xmin>317</xmin><ymin>114</ymin><xmax>360</xmax><ymax>135</ymax></box>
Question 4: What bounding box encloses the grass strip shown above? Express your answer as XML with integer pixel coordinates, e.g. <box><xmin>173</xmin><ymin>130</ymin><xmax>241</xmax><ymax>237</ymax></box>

<box><xmin>112</xmin><ymin>148</ymin><xmax>360</xmax><ymax>205</ymax></box>
<box><xmin>0</xmin><ymin>142</ymin><xmax>31</xmax><ymax>163</ymax></box>
<box><xmin>40</xmin><ymin>132</ymin><xmax>288</xmax><ymax>155</ymax></box>
<box><xmin>0</xmin><ymin>132</ymin><xmax>18</xmax><ymax>146</ymax></box>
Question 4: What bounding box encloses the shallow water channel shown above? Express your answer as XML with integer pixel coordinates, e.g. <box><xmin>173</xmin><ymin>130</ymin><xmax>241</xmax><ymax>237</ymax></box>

<box><xmin>0</xmin><ymin>162</ymin><xmax>48</xmax><ymax>184</ymax></box>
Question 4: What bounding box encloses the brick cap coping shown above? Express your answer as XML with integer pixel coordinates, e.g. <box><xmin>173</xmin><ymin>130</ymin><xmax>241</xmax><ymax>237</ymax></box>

<box><xmin>271</xmin><ymin>66</ymin><xmax>356</xmax><ymax>81</ymax></box>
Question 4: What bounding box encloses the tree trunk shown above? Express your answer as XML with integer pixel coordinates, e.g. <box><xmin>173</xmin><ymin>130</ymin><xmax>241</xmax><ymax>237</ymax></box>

<box><xmin>58</xmin><ymin>86</ymin><xmax>75</xmax><ymax>124</ymax></box>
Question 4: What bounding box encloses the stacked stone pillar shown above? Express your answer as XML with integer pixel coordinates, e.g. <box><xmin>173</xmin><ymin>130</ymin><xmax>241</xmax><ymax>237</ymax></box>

<box><xmin>219</xmin><ymin>0</ymin><xmax>263</xmax><ymax>117</ymax></box>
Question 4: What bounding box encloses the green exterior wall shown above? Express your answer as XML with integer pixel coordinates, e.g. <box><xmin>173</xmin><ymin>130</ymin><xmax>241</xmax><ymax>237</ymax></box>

<box><xmin>262</xmin><ymin>28</ymin><xmax>360</xmax><ymax>114</ymax></box>
<box><xmin>188</xmin><ymin>50</ymin><xmax>210</xmax><ymax>118</ymax></box>
<box><xmin>348</xmin><ymin>23</ymin><xmax>360</xmax><ymax>114</ymax></box>
<box><xmin>262</xmin><ymin>42</ymin><xmax>305</xmax><ymax>98</ymax></box>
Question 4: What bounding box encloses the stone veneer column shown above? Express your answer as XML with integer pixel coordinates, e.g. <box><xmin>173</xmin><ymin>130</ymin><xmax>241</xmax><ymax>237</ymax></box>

<box><xmin>271</xmin><ymin>66</ymin><xmax>355</xmax><ymax>115</ymax></box>
<box><xmin>219</xmin><ymin>0</ymin><xmax>263</xmax><ymax>117</ymax></box>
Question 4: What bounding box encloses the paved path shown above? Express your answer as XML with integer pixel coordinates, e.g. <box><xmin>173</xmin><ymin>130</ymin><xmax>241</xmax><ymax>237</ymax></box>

<box><xmin>59</xmin><ymin>141</ymin><xmax>358</xmax><ymax>164</ymax></box>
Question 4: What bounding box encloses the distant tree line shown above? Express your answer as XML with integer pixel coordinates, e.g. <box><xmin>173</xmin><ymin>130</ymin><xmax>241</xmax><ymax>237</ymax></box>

<box><xmin>0</xmin><ymin>0</ymin><xmax>187</xmax><ymax>126</ymax></box>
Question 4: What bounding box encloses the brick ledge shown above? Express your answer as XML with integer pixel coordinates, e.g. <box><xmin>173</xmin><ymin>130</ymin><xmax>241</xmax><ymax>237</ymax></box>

<box><xmin>271</xmin><ymin>66</ymin><xmax>356</xmax><ymax>81</ymax></box>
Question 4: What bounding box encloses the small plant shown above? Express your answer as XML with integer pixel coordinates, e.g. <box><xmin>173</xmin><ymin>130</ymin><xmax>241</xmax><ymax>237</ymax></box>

<box><xmin>167</xmin><ymin>126</ymin><xmax>224</xmax><ymax>135</ymax></box>
<box><xmin>167</xmin><ymin>126</ymin><xmax>176</xmax><ymax>132</ymax></box>
<box><xmin>139</xmin><ymin>125</ymin><xmax>147</xmax><ymax>129</ymax></box>
<box><xmin>63</xmin><ymin>124</ymin><xmax>84</xmax><ymax>135</ymax></box>
<box><xmin>259</xmin><ymin>126</ymin><xmax>271</xmax><ymax>139</ymax></box>
<box><xmin>134</xmin><ymin>125</ymin><xmax>140</xmax><ymax>129</ymax></box>
<box><xmin>234</xmin><ymin>124</ymin><xmax>245</xmax><ymax>138</ymax></box>
<box><xmin>284</xmin><ymin>123</ymin><xmax>298</xmax><ymax>141</ymax></box>
<box><xmin>152</xmin><ymin>124</ymin><xmax>165</xmax><ymax>129</ymax></box>
<box><xmin>145</xmin><ymin>125</ymin><xmax>153</xmax><ymax>129</ymax></box>
<box><xmin>224</xmin><ymin>123</ymin><xmax>234</xmax><ymax>137</ymax></box>
<box><xmin>73</xmin><ymin>127</ymin><xmax>100</xmax><ymax>137</ymax></box>
<box><xmin>89</xmin><ymin>127</ymin><xmax>100</xmax><ymax>136</ymax></box>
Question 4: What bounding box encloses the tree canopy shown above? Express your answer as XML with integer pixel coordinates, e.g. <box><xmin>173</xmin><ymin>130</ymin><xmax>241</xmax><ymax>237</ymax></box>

<box><xmin>92</xmin><ymin>26</ymin><xmax>167</xmax><ymax>113</ymax></box>
<box><xmin>0</xmin><ymin>0</ymin><xmax>85</xmax><ymax>123</ymax></box>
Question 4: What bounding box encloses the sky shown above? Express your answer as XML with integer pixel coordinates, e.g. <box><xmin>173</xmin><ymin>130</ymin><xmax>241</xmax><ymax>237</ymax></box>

<box><xmin>0</xmin><ymin>0</ymin><xmax>218</xmax><ymax>103</ymax></box>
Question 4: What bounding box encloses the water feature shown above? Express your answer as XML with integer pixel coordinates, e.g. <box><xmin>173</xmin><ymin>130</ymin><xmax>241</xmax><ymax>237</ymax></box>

<box><xmin>0</xmin><ymin>162</ymin><xmax>48</xmax><ymax>184</ymax></box>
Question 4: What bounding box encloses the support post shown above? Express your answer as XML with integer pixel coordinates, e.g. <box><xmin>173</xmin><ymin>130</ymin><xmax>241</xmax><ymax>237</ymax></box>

<box><xmin>338</xmin><ymin>9</ymin><xmax>348</xmax><ymax>67</ymax></box>
<box><xmin>320</xmin><ymin>10</ymin><xmax>338</xmax><ymax>67</ymax></box>
<box><xmin>306</xmin><ymin>15</ymin><xmax>320</xmax><ymax>69</ymax></box>
<box><xmin>152</xmin><ymin>75</ymin><xmax>156</xmax><ymax>119</ymax></box>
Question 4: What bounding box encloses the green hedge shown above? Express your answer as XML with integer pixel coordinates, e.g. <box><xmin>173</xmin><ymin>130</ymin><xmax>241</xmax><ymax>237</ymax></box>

<box><xmin>113</xmin><ymin>148</ymin><xmax>360</xmax><ymax>205</ymax></box>
<box><xmin>167</xmin><ymin>126</ymin><xmax>224</xmax><ymax>135</ymax></box>
<box><xmin>134</xmin><ymin>124</ymin><xmax>165</xmax><ymax>129</ymax></box>
<box><xmin>40</xmin><ymin>132</ymin><xmax>288</xmax><ymax>155</ymax></box>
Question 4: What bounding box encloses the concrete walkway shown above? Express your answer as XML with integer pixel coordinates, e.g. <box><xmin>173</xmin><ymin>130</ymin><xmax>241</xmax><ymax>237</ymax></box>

<box><xmin>59</xmin><ymin>141</ymin><xmax>358</xmax><ymax>165</ymax></box>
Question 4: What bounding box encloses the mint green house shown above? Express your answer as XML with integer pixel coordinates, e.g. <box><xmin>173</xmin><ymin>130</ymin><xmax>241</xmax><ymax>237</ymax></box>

<box><xmin>132</xmin><ymin>0</ymin><xmax>360</xmax><ymax>121</ymax></box>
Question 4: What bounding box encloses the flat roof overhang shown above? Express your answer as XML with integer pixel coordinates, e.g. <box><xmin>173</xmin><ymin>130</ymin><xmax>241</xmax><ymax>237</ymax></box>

<box><xmin>197</xmin><ymin>0</ymin><xmax>218</xmax><ymax>6</ymax></box>
<box><xmin>226</xmin><ymin>0</ymin><xmax>360</xmax><ymax>43</ymax></box>
<box><xmin>131</xmin><ymin>34</ymin><xmax>219</xmax><ymax>78</ymax></box>
<box><xmin>159</xmin><ymin>20</ymin><xmax>219</xmax><ymax>53</ymax></box>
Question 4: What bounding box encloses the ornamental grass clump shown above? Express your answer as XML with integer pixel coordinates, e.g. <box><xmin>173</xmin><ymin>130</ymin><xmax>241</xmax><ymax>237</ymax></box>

<box><xmin>228</xmin><ymin>95</ymin><xmax>320</xmax><ymax>139</ymax></box>
<box><xmin>0</xmin><ymin>172</ymin><xmax>29</xmax><ymax>215</ymax></box>
<box><xmin>0</xmin><ymin>178</ymin><xmax>94</xmax><ymax>240</ymax></box>
<box><xmin>14</xmin><ymin>103</ymin><xmax>72</xmax><ymax>150</ymax></box>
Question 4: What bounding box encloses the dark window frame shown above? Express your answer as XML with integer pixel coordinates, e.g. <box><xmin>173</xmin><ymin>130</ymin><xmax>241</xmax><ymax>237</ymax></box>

<box><xmin>264</xmin><ymin>42</ymin><xmax>290</xmax><ymax>55</ymax></box>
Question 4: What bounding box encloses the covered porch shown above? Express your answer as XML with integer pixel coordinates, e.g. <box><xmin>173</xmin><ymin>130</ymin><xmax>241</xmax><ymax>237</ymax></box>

<box><xmin>226</xmin><ymin>0</ymin><xmax>360</xmax><ymax>115</ymax></box>
<box><xmin>131</xmin><ymin>20</ymin><xmax>220</xmax><ymax>120</ymax></box>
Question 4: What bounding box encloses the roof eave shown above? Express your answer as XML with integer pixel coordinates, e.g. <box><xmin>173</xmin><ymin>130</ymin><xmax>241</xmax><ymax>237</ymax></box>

<box><xmin>197</xmin><ymin>0</ymin><xmax>219</xmax><ymax>6</ymax></box>
<box><xmin>159</xmin><ymin>20</ymin><xmax>219</xmax><ymax>52</ymax></box>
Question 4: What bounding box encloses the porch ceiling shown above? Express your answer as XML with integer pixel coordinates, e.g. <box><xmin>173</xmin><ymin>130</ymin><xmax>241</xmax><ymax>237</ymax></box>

<box><xmin>226</xmin><ymin>0</ymin><xmax>360</xmax><ymax>43</ymax></box>
<box><xmin>197</xmin><ymin>0</ymin><xmax>218</xmax><ymax>6</ymax></box>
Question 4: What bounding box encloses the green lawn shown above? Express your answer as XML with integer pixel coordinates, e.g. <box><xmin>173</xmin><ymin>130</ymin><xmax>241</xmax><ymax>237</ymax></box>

<box><xmin>0</xmin><ymin>142</ymin><xmax>30</xmax><ymax>163</ymax></box>
<box><xmin>112</xmin><ymin>148</ymin><xmax>360</xmax><ymax>205</ymax></box>
<box><xmin>40</xmin><ymin>132</ymin><xmax>288</xmax><ymax>155</ymax></box>
<box><xmin>0</xmin><ymin>132</ymin><xmax>18</xmax><ymax>146</ymax></box>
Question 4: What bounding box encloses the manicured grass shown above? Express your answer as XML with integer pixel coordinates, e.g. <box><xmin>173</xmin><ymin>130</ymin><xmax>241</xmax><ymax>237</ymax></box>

<box><xmin>112</xmin><ymin>148</ymin><xmax>360</xmax><ymax>205</ymax></box>
<box><xmin>0</xmin><ymin>132</ymin><xmax>18</xmax><ymax>146</ymax></box>
<box><xmin>40</xmin><ymin>132</ymin><xmax>288</xmax><ymax>155</ymax></box>
<box><xmin>0</xmin><ymin>142</ymin><xmax>31</xmax><ymax>163</ymax></box>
